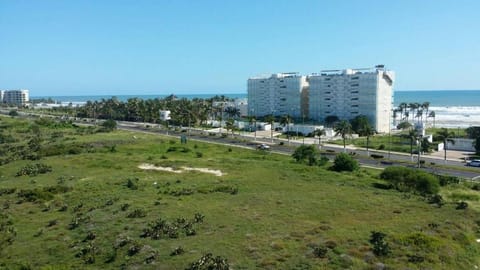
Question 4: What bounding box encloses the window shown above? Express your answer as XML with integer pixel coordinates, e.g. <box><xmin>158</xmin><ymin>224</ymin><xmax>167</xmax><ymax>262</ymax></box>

<box><xmin>351</xmin><ymin>112</ymin><xmax>359</xmax><ymax>114</ymax></box>
<box><xmin>352</xmin><ymin>76</ymin><xmax>359</xmax><ymax>80</ymax></box>
<box><xmin>280</xmin><ymin>86</ymin><xmax>286</xmax><ymax>88</ymax></box>
<box><xmin>351</xmin><ymin>83</ymin><xmax>359</xmax><ymax>87</ymax></box>
<box><xmin>351</xmin><ymin>98</ymin><xmax>358</xmax><ymax>100</ymax></box>
<box><xmin>325</xmin><ymin>78</ymin><xmax>331</xmax><ymax>81</ymax></box>
<box><xmin>351</xmin><ymin>91</ymin><xmax>359</xmax><ymax>94</ymax></box>
<box><xmin>325</xmin><ymin>98</ymin><xmax>331</xmax><ymax>101</ymax></box>
<box><xmin>351</xmin><ymin>105</ymin><xmax>358</xmax><ymax>107</ymax></box>
<box><xmin>325</xmin><ymin>91</ymin><xmax>331</xmax><ymax>94</ymax></box>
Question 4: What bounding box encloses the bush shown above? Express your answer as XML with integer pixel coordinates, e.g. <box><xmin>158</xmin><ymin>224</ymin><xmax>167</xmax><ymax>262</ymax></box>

<box><xmin>292</xmin><ymin>145</ymin><xmax>318</xmax><ymax>166</ymax></box>
<box><xmin>125</xmin><ymin>177</ymin><xmax>139</xmax><ymax>190</ymax></box>
<box><xmin>317</xmin><ymin>156</ymin><xmax>329</xmax><ymax>166</ymax></box>
<box><xmin>312</xmin><ymin>245</ymin><xmax>328</xmax><ymax>258</ymax></box>
<box><xmin>186</xmin><ymin>253</ymin><xmax>230</xmax><ymax>270</ymax></box>
<box><xmin>437</xmin><ymin>175</ymin><xmax>460</xmax><ymax>186</ymax></box>
<box><xmin>127</xmin><ymin>208</ymin><xmax>146</xmax><ymax>218</ymax></box>
<box><xmin>15</xmin><ymin>163</ymin><xmax>52</xmax><ymax>177</ymax></box>
<box><xmin>380</xmin><ymin>166</ymin><xmax>440</xmax><ymax>195</ymax></box>
<box><xmin>369</xmin><ymin>231</ymin><xmax>390</xmax><ymax>256</ymax></box>
<box><xmin>170</xmin><ymin>246</ymin><xmax>185</xmax><ymax>256</ymax></box>
<box><xmin>456</xmin><ymin>201</ymin><xmax>468</xmax><ymax>210</ymax></box>
<box><xmin>332</xmin><ymin>153</ymin><xmax>359</xmax><ymax>172</ymax></box>
<box><xmin>101</xmin><ymin>119</ymin><xmax>117</xmax><ymax>131</ymax></box>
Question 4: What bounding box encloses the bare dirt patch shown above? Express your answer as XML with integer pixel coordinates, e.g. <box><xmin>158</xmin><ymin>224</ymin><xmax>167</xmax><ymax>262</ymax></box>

<box><xmin>138</xmin><ymin>163</ymin><xmax>224</xmax><ymax>176</ymax></box>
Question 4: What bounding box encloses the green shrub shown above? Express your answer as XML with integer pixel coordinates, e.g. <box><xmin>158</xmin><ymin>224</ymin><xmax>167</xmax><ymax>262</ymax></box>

<box><xmin>456</xmin><ymin>201</ymin><xmax>468</xmax><ymax>210</ymax></box>
<box><xmin>17</xmin><ymin>189</ymin><xmax>54</xmax><ymax>202</ymax></box>
<box><xmin>332</xmin><ymin>153</ymin><xmax>359</xmax><ymax>172</ymax></box>
<box><xmin>186</xmin><ymin>253</ymin><xmax>229</xmax><ymax>270</ymax></box>
<box><xmin>15</xmin><ymin>163</ymin><xmax>52</xmax><ymax>177</ymax></box>
<box><xmin>317</xmin><ymin>156</ymin><xmax>329</xmax><ymax>166</ymax></box>
<box><xmin>127</xmin><ymin>208</ymin><xmax>146</xmax><ymax>218</ymax></box>
<box><xmin>380</xmin><ymin>166</ymin><xmax>440</xmax><ymax>195</ymax></box>
<box><xmin>100</xmin><ymin>119</ymin><xmax>117</xmax><ymax>132</ymax></box>
<box><xmin>437</xmin><ymin>175</ymin><xmax>460</xmax><ymax>186</ymax></box>
<box><xmin>125</xmin><ymin>177</ymin><xmax>139</xmax><ymax>190</ymax></box>
<box><xmin>369</xmin><ymin>231</ymin><xmax>390</xmax><ymax>256</ymax></box>
<box><xmin>312</xmin><ymin>245</ymin><xmax>328</xmax><ymax>258</ymax></box>
<box><xmin>292</xmin><ymin>145</ymin><xmax>317</xmax><ymax>166</ymax></box>
<box><xmin>170</xmin><ymin>246</ymin><xmax>185</xmax><ymax>256</ymax></box>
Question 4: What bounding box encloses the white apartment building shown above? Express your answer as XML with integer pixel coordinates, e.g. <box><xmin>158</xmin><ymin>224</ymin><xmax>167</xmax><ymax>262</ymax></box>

<box><xmin>246</xmin><ymin>66</ymin><xmax>394</xmax><ymax>133</ymax></box>
<box><xmin>247</xmin><ymin>73</ymin><xmax>308</xmax><ymax>118</ymax></box>
<box><xmin>3</xmin><ymin>89</ymin><xmax>30</xmax><ymax>106</ymax></box>
<box><xmin>308</xmin><ymin>66</ymin><xmax>394</xmax><ymax>133</ymax></box>
<box><xmin>0</xmin><ymin>90</ymin><xmax>4</xmax><ymax>102</ymax></box>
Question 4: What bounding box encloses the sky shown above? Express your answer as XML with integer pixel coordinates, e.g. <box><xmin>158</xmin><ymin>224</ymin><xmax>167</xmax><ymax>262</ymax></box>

<box><xmin>1</xmin><ymin>0</ymin><xmax>479</xmax><ymax>96</ymax></box>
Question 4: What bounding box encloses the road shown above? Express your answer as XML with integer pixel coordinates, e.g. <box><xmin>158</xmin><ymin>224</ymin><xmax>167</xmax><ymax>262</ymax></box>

<box><xmin>115</xmin><ymin>121</ymin><xmax>480</xmax><ymax>180</ymax></box>
<box><xmin>2</xmin><ymin>109</ymin><xmax>478</xmax><ymax>180</ymax></box>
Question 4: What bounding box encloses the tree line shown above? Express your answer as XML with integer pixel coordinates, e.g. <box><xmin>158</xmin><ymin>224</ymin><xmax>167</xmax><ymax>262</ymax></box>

<box><xmin>50</xmin><ymin>95</ymin><xmax>241</xmax><ymax>127</ymax></box>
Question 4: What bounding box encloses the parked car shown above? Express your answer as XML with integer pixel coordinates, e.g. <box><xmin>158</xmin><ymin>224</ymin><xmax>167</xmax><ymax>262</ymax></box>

<box><xmin>257</xmin><ymin>143</ymin><xmax>270</xmax><ymax>150</ymax></box>
<box><xmin>467</xmin><ymin>160</ymin><xmax>480</xmax><ymax>167</ymax></box>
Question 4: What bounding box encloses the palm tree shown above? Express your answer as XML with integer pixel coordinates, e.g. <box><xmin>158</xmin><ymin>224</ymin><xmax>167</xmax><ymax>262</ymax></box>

<box><xmin>225</xmin><ymin>118</ymin><xmax>235</xmax><ymax>137</ymax></box>
<box><xmin>359</xmin><ymin>122</ymin><xmax>375</xmax><ymax>155</ymax></box>
<box><xmin>224</xmin><ymin>106</ymin><xmax>240</xmax><ymax>120</ymax></box>
<box><xmin>280</xmin><ymin>114</ymin><xmax>292</xmax><ymax>143</ymax></box>
<box><xmin>428</xmin><ymin>111</ymin><xmax>436</xmax><ymax>127</ymax></box>
<box><xmin>313</xmin><ymin>129</ymin><xmax>326</xmax><ymax>149</ymax></box>
<box><xmin>398</xmin><ymin>102</ymin><xmax>408</xmax><ymax>120</ymax></box>
<box><xmin>408</xmin><ymin>103</ymin><xmax>418</xmax><ymax>123</ymax></box>
<box><xmin>392</xmin><ymin>109</ymin><xmax>400</xmax><ymax>127</ymax></box>
<box><xmin>404</xmin><ymin>129</ymin><xmax>418</xmax><ymax>160</ymax></box>
<box><xmin>247</xmin><ymin>115</ymin><xmax>257</xmax><ymax>141</ymax></box>
<box><xmin>422</xmin><ymin>102</ymin><xmax>430</xmax><ymax>125</ymax></box>
<box><xmin>416</xmin><ymin>109</ymin><xmax>423</xmax><ymax>124</ymax></box>
<box><xmin>264</xmin><ymin>114</ymin><xmax>276</xmax><ymax>142</ymax></box>
<box><xmin>334</xmin><ymin>120</ymin><xmax>352</xmax><ymax>152</ymax></box>
<box><xmin>436</xmin><ymin>128</ymin><xmax>456</xmax><ymax>163</ymax></box>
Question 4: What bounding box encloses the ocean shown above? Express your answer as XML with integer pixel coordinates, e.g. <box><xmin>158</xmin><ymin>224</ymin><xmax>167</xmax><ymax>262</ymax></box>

<box><xmin>32</xmin><ymin>90</ymin><xmax>480</xmax><ymax>128</ymax></box>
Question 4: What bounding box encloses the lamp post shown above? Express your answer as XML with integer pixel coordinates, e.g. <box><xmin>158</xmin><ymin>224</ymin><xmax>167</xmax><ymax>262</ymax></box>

<box><xmin>388</xmin><ymin>108</ymin><xmax>392</xmax><ymax>159</ymax></box>
<box><xmin>302</xmin><ymin>113</ymin><xmax>305</xmax><ymax>145</ymax></box>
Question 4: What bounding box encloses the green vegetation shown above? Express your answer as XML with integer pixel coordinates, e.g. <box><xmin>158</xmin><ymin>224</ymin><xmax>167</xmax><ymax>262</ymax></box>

<box><xmin>332</xmin><ymin>153</ymin><xmax>359</xmax><ymax>172</ymax></box>
<box><xmin>1</xmin><ymin>115</ymin><xmax>480</xmax><ymax>269</ymax></box>
<box><xmin>380</xmin><ymin>166</ymin><xmax>440</xmax><ymax>195</ymax></box>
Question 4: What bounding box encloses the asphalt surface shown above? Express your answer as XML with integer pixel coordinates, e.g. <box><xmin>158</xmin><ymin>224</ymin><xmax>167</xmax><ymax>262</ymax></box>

<box><xmin>2</xmin><ymin>109</ymin><xmax>479</xmax><ymax>180</ymax></box>
<box><xmin>115</xmin><ymin>122</ymin><xmax>480</xmax><ymax>180</ymax></box>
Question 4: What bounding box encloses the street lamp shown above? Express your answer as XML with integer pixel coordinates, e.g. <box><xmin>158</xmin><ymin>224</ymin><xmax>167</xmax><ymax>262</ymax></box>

<box><xmin>302</xmin><ymin>113</ymin><xmax>305</xmax><ymax>145</ymax></box>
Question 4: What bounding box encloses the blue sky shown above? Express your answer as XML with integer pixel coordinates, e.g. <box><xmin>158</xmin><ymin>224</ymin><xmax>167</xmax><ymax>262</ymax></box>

<box><xmin>1</xmin><ymin>0</ymin><xmax>479</xmax><ymax>96</ymax></box>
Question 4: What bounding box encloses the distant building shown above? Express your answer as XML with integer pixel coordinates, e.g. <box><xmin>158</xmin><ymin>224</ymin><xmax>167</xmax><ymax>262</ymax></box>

<box><xmin>308</xmin><ymin>66</ymin><xmax>394</xmax><ymax>133</ymax></box>
<box><xmin>247</xmin><ymin>66</ymin><xmax>394</xmax><ymax>133</ymax></box>
<box><xmin>0</xmin><ymin>90</ymin><xmax>4</xmax><ymax>103</ymax></box>
<box><xmin>3</xmin><ymin>89</ymin><xmax>30</xmax><ymax>106</ymax></box>
<box><xmin>247</xmin><ymin>73</ymin><xmax>308</xmax><ymax>118</ymax></box>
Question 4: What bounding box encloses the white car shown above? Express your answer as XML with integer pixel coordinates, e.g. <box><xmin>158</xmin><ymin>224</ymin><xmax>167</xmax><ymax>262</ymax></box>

<box><xmin>467</xmin><ymin>160</ymin><xmax>480</xmax><ymax>167</ymax></box>
<box><xmin>257</xmin><ymin>143</ymin><xmax>270</xmax><ymax>150</ymax></box>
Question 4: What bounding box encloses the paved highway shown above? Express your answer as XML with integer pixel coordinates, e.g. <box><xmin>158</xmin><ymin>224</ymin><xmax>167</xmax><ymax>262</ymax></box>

<box><xmin>2</xmin><ymin>110</ymin><xmax>478</xmax><ymax>180</ymax></box>
<box><xmin>115</xmin><ymin>122</ymin><xmax>480</xmax><ymax>180</ymax></box>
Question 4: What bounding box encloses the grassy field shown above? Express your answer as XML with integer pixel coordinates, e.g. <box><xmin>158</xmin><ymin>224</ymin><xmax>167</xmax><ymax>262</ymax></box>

<box><xmin>1</xmin><ymin>115</ymin><xmax>480</xmax><ymax>269</ymax></box>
